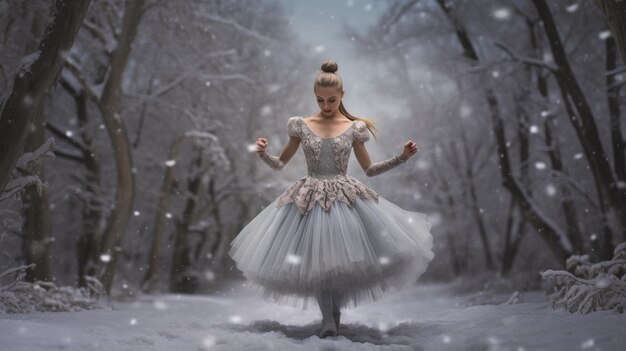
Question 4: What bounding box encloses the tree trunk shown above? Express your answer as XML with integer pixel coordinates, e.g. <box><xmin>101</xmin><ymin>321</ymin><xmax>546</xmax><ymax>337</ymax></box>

<box><xmin>57</xmin><ymin>78</ymin><xmax>103</xmax><ymax>288</ymax></box>
<box><xmin>21</xmin><ymin>101</ymin><xmax>51</xmax><ymax>282</ymax></box>
<box><xmin>142</xmin><ymin>132</ymin><xmax>184</xmax><ymax>293</ymax></box>
<box><xmin>543</xmin><ymin>116</ymin><xmax>585</xmax><ymax>255</ymax></box>
<box><xmin>170</xmin><ymin>146</ymin><xmax>204</xmax><ymax>293</ymax></box>
<box><xmin>605</xmin><ymin>36</ymin><xmax>625</xmax><ymax>183</ymax></box>
<box><xmin>596</xmin><ymin>0</ymin><xmax>626</xmax><ymax>66</ymax></box>
<box><xmin>0</xmin><ymin>0</ymin><xmax>91</xmax><ymax>192</ymax></box>
<box><xmin>19</xmin><ymin>0</ymin><xmax>52</xmax><ymax>283</ymax></box>
<box><xmin>94</xmin><ymin>0</ymin><xmax>146</xmax><ymax>294</ymax></box>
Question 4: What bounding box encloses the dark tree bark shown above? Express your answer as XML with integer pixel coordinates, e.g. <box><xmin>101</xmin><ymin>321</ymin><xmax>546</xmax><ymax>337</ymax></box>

<box><xmin>436</xmin><ymin>0</ymin><xmax>572</xmax><ymax>263</ymax></box>
<box><xmin>21</xmin><ymin>102</ymin><xmax>51</xmax><ymax>282</ymax></box>
<box><xmin>142</xmin><ymin>132</ymin><xmax>184</xmax><ymax>293</ymax></box>
<box><xmin>19</xmin><ymin>0</ymin><xmax>52</xmax><ymax>283</ymax></box>
<box><xmin>429</xmin><ymin>153</ymin><xmax>468</xmax><ymax>276</ymax></box>
<box><xmin>532</xmin><ymin>0</ymin><xmax>626</xmax><ymax>243</ymax></box>
<box><xmin>596</xmin><ymin>0</ymin><xmax>626</xmax><ymax>66</ymax></box>
<box><xmin>92</xmin><ymin>0</ymin><xmax>147</xmax><ymax>294</ymax></box>
<box><xmin>0</xmin><ymin>0</ymin><xmax>91</xmax><ymax>192</ymax></box>
<box><xmin>605</xmin><ymin>35</ymin><xmax>626</xmax><ymax>183</ymax></box>
<box><xmin>170</xmin><ymin>145</ymin><xmax>204</xmax><ymax>293</ymax></box>
<box><xmin>56</xmin><ymin>77</ymin><xmax>103</xmax><ymax>288</ymax></box>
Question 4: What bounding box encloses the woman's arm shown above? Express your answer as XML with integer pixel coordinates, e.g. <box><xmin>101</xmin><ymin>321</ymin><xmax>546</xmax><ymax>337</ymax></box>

<box><xmin>256</xmin><ymin>135</ymin><xmax>300</xmax><ymax>171</ymax></box>
<box><xmin>353</xmin><ymin>139</ymin><xmax>418</xmax><ymax>177</ymax></box>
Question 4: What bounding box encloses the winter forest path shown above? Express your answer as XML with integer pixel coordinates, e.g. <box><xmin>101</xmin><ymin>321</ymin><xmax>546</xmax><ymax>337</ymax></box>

<box><xmin>1</xmin><ymin>282</ymin><xmax>625</xmax><ymax>350</ymax></box>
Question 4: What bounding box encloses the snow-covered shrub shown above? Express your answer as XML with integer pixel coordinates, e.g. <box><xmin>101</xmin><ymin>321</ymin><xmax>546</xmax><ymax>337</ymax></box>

<box><xmin>541</xmin><ymin>242</ymin><xmax>626</xmax><ymax>314</ymax></box>
<box><xmin>0</xmin><ymin>264</ymin><xmax>106</xmax><ymax>313</ymax></box>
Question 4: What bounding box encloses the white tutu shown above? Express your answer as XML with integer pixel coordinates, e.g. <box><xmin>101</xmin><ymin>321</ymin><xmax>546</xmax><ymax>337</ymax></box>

<box><xmin>228</xmin><ymin>194</ymin><xmax>434</xmax><ymax>311</ymax></box>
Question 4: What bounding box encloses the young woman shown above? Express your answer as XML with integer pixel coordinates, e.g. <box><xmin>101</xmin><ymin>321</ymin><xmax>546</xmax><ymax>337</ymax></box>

<box><xmin>227</xmin><ymin>60</ymin><xmax>435</xmax><ymax>338</ymax></box>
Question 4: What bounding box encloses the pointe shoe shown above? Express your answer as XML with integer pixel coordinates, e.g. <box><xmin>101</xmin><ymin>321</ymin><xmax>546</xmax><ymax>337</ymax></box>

<box><xmin>333</xmin><ymin>311</ymin><xmax>341</xmax><ymax>330</ymax></box>
<box><xmin>320</xmin><ymin>318</ymin><xmax>337</xmax><ymax>338</ymax></box>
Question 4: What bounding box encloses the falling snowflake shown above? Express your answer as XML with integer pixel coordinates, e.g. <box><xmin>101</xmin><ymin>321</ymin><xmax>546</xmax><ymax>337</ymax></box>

<box><xmin>546</xmin><ymin>184</ymin><xmax>557</xmax><ymax>196</ymax></box>
<box><xmin>285</xmin><ymin>254</ymin><xmax>302</xmax><ymax>265</ymax></box>
<box><xmin>165</xmin><ymin>159</ymin><xmax>176</xmax><ymax>167</ymax></box>
<box><xmin>428</xmin><ymin>212</ymin><xmax>442</xmax><ymax>226</ymax></box>
<box><xmin>566</xmin><ymin>3</ymin><xmax>579</xmax><ymax>12</ymax></box>
<box><xmin>379</xmin><ymin>256</ymin><xmax>390</xmax><ymax>265</ymax></box>
<box><xmin>493</xmin><ymin>8</ymin><xmax>511</xmax><ymax>20</ymax></box>
<box><xmin>153</xmin><ymin>300</ymin><xmax>168</xmax><ymax>310</ymax></box>
<box><xmin>314</xmin><ymin>45</ymin><xmax>325</xmax><ymax>53</ymax></box>
<box><xmin>133</xmin><ymin>211</ymin><xmax>140</xmax><ymax>216</ymax></box>
<box><xmin>534</xmin><ymin>162</ymin><xmax>547</xmax><ymax>170</ymax></box>
<box><xmin>205</xmin><ymin>270</ymin><xmax>216</xmax><ymax>281</ymax></box>
<box><xmin>529</xmin><ymin>125</ymin><xmax>539</xmax><ymax>134</ymax></box>
<box><xmin>229</xmin><ymin>315</ymin><xmax>242</xmax><ymax>323</ymax></box>
<box><xmin>416</xmin><ymin>160</ymin><xmax>429</xmax><ymax>170</ymax></box>
<box><xmin>260</xmin><ymin>105</ymin><xmax>272</xmax><ymax>116</ymax></box>
<box><xmin>202</xmin><ymin>336</ymin><xmax>217</xmax><ymax>349</ymax></box>
<box><xmin>130</xmin><ymin>318</ymin><xmax>137</xmax><ymax>326</ymax></box>
<box><xmin>595</xmin><ymin>276</ymin><xmax>611</xmax><ymax>289</ymax></box>
<box><xmin>460</xmin><ymin>104</ymin><xmax>472</xmax><ymax>118</ymax></box>
<box><xmin>166</xmin><ymin>212</ymin><xmax>172</xmax><ymax>219</ymax></box>
<box><xmin>599</xmin><ymin>30</ymin><xmax>612</xmax><ymax>40</ymax></box>
<box><xmin>581</xmin><ymin>338</ymin><xmax>595</xmax><ymax>349</ymax></box>
<box><xmin>574</xmin><ymin>153</ymin><xmax>583</xmax><ymax>160</ymax></box>
<box><xmin>100</xmin><ymin>254</ymin><xmax>111</xmax><ymax>263</ymax></box>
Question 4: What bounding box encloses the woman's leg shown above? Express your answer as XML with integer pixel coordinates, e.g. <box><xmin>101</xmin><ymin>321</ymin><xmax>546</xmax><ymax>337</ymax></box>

<box><xmin>316</xmin><ymin>288</ymin><xmax>337</xmax><ymax>337</ymax></box>
<box><xmin>331</xmin><ymin>289</ymin><xmax>342</xmax><ymax>330</ymax></box>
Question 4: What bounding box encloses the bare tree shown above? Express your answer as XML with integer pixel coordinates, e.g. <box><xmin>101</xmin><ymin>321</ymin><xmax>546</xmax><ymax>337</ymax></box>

<box><xmin>0</xmin><ymin>0</ymin><xmax>91</xmax><ymax>193</ymax></box>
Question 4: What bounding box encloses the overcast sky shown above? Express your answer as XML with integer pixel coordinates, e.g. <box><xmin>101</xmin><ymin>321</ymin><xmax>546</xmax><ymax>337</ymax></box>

<box><xmin>281</xmin><ymin>0</ymin><xmax>385</xmax><ymax>116</ymax></box>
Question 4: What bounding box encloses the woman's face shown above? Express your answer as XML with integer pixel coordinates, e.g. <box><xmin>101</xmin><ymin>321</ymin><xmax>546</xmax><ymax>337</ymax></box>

<box><xmin>315</xmin><ymin>85</ymin><xmax>344</xmax><ymax>117</ymax></box>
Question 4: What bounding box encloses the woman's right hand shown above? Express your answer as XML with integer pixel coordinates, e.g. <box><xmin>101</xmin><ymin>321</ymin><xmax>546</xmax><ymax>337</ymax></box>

<box><xmin>256</xmin><ymin>137</ymin><xmax>268</xmax><ymax>156</ymax></box>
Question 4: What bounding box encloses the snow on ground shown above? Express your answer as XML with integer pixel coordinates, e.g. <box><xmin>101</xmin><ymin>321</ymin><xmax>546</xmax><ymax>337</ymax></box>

<box><xmin>1</xmin><ymin>281</ymin><xmax>625</xmax><ymax>351</ymax></box>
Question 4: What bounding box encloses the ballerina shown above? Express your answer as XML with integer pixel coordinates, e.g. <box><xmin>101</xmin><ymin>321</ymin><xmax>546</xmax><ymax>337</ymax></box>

<box><xmin>228</xmin><ymin>60</ymin><xmax>435</xmax><ymax>338</ymax></box>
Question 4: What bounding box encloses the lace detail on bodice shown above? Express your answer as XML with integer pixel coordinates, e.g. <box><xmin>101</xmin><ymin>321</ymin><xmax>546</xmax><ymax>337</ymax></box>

<box><xmin>278</xmin><ymin>116</ymin><xmax>378</xmax><ymax>214</ymax></box>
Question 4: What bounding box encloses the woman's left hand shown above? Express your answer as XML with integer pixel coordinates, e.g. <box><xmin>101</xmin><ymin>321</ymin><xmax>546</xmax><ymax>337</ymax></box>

<box><xmin>402</xmin><ymin>140</ymin><xmax>419</xmax><ymax>159</ymax></box>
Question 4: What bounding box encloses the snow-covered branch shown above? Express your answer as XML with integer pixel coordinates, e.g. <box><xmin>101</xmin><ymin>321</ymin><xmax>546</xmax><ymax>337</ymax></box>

<box><xmin>198</xmin><ymin>12</ymin><xmax>277</xmax><ymax>44</ymax></box>
<box><xmin>0</xmin><ymin>264</ymin><xmax>105</xmax><ymax>313</ymax></box>
<box><xmin>63</xmin><ymin>57</ymin><xmax>101</xmax><ymax>100</ymax></box>
<box><xmin>198</xmin><ymin>73</ymin><xmax>256</xmax><ymax>86</ymax></box>
<box><xmin>15</xmin><ymin>137</ymin><xmax>55</xmax><ymax>172</ymax></box>
<box><xmin>0</xmin><ymin>176</ymin><xmax>44</xmax><ymax>201</ymax></box>
<box><xmin>542</xmin><ymin>242</ymin><xmax>626</xmax><ymax>314</ymax></box>
<box><xmin>494</xmin><ymin>41</ymin><xmax>558</xmax><ymax>73</ymax></box>
<box><xmin>82</xmin><ymin>19</ymin><xmax>117</xmax><ymax>54</ymax></box>
<box><xmin>121</xmin><ymin>50</ymin><xmax>236</xmax><ymax>115</ymax></box>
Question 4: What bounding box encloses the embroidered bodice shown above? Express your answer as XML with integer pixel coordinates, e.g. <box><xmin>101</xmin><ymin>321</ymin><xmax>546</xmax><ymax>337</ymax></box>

<box><xmin>276</xmin><ymin>116</ymin><xmax>379</xmax><ymax>215</ymax></box>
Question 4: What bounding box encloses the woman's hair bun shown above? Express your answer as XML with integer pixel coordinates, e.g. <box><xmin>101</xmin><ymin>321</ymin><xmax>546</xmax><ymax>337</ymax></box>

<box><xmin>321</xmin><ymin>60</ymin><xmax>338</xmax><ymax>73</ymax></box>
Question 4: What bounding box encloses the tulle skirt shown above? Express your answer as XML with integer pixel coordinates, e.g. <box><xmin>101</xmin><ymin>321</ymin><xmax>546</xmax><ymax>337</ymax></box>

<box><xmin>227</xmin><ymin>195</ymin><xmax>435</xmax><ymax>311</ymax></box>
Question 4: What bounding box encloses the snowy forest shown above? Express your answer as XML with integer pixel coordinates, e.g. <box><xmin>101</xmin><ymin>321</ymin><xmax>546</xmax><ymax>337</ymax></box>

<box><xmin>1</xmin><ymin>0</ymin><xmax>626</xmax><ymax>350</ymax></box>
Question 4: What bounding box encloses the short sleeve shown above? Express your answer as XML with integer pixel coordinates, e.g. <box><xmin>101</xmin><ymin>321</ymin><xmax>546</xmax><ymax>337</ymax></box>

<box><xmin>353</xmin><ymin>120</ymin><xmax>370</xmax><ymax>143</ymax></box>
<box><xmin>287</xmin><ymin>116</ymin><xmax>301</xmax><ymax>138</ymax></box>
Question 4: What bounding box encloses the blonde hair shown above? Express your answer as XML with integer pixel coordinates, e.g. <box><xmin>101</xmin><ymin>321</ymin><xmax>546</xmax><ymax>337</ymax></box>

<box><xmin>314</xmin><ymin>60</ymin><xmax>378</xmax><ymax>140</ymax></box>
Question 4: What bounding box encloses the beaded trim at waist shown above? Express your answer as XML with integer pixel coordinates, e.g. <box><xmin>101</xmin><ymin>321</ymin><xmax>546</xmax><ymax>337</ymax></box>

<box><xmin>306</xmin><ymin>173</ymin><xmax>348</xmax><ymax>179</ymax></box>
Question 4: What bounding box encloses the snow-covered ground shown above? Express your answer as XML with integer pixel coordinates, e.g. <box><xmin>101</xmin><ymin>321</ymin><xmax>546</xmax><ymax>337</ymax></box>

<box><xmin>1</xmin><ymin>281</ymin><xmax>625</xmax><ymax>351</ymax></box>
